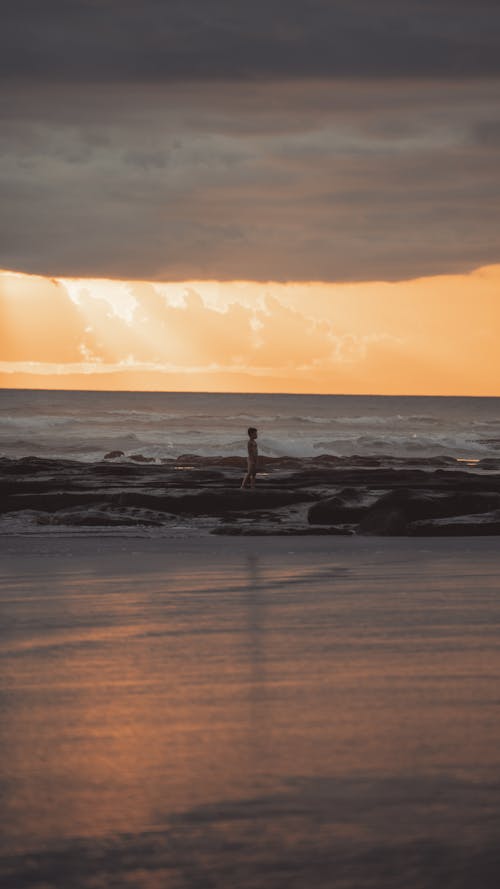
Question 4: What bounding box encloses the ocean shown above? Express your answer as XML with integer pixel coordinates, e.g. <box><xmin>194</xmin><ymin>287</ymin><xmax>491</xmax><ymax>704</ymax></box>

<box><xmin>1</xmin><ymin>389</ymin><xmax>500</xmax><ymax>462</ymax></box>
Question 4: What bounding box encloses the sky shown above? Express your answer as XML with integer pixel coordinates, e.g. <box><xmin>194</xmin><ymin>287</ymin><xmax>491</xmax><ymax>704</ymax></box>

<box><xmin>1</xmin><ymin>1</ymin><xmax>499</xmax><ymax>394</ymax></box>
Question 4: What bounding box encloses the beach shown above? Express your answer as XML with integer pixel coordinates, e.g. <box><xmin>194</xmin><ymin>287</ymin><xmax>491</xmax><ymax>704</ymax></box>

<box><xmin>3</xmin><ymin>0</ymin><xmax>500</xmax><ymax>884</ymax></box>
<box><xmin>2</xmin><ymin>389</ymin><xmax>500</xmax><ymax>887</ymax></box>
<box><xmin>2</xmin><ymin>534</ymin><xmax>500</xmax><ymax>888</ymax></box>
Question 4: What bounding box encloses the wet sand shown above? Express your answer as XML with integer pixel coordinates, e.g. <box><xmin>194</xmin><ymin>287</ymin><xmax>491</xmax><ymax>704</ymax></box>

<box><xmin>1</xmin><ymin>536</ymin><xmax>500</xmax><ymax>888</ymax></box>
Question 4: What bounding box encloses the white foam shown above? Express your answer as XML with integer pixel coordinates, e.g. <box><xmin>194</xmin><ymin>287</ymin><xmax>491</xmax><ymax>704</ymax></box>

<box><xmin>1</xmin><ymin>390</ymin><xmax>500</xmax><ymax>462</ymax></box>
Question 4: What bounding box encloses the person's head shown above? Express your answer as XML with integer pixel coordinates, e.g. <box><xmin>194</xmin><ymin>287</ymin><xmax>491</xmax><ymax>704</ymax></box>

<box><xmin>248</xmin><ymin>427</ymin><xmax>258</xmax><ymax>439</ymax></box>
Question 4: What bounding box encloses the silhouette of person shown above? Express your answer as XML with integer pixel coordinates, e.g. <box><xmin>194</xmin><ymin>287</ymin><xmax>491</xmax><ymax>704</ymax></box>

<box><xmin>241</xmin><ymin>427</ymin><xmax>258</xmax><ymax>489</ymax></box>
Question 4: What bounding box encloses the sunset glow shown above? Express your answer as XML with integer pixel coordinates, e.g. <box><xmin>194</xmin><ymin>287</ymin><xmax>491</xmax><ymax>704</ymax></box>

<box><xmin>1</xmin><ymin>265</ymin><xmax>499</xmax><ymax>395</ymax></box>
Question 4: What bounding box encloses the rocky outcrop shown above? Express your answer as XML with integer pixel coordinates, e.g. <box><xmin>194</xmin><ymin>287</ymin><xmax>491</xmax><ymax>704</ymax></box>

<box><xmin>308</xmin><ymin>488</ymin><xmax>370</xmax><ymax>525</ymax></box>
<box><xmin>2</xmin><ymin>455</ymin><xmax>500</xmax><ymax>535</ymax></box>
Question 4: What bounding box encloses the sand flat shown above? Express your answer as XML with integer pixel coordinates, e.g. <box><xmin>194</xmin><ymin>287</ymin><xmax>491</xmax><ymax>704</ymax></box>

<box><xmin>1</xmin><ymin>536</ymin><xmax>500</xmax><ymax>888</ymax></box>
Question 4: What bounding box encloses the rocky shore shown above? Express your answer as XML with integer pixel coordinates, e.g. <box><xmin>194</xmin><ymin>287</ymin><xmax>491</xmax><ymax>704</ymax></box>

<box><xmin>1</xmin><ymin>452</ymin><xmax>500</xmax><ymax>536</ymax></box>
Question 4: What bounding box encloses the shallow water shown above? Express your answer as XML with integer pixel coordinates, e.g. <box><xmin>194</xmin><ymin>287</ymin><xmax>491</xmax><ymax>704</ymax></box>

<box><xmin>1</xmin><ymin>536</ymin><xmax>500</xmax><ymax>887</ymax></box>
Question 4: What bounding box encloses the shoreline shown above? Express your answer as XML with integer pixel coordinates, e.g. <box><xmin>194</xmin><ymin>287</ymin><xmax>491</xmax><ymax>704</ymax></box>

<box><xmin>2</xmin><ymin>531</ymin><xmax>500</xmax><ymax>559</ymax></box>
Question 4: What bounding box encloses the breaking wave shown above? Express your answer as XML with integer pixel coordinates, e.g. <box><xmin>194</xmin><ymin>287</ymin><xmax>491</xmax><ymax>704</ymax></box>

<box><xmin>2</xmin><ymin>390</ymin><xmax>500</xmax><ymax>462</ymax></box>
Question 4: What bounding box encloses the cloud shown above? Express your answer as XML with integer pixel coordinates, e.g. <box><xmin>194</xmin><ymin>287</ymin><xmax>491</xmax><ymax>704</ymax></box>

<box><xmin>2</xmin><ymin>266</ymin><xmax>500</xmax><ymax>395</ymax></box>
<box><xmin>0</xmin><ymin>270</ymin><xmax>401</xmax><ymax>392</ymax></box>
<box><xmin>1</xmin><ymin>79</ymin><xmax>499</xmax><ymax>281</ymax></box>
<box><xmin>3</xmin><ymin>1</ymin><xmax>500</xmax><ymax>82</ymax></box>
<box><xmin>2</xmin><ymin>3</ymin><xmax>499</xmax><ymax>283</ymax></box>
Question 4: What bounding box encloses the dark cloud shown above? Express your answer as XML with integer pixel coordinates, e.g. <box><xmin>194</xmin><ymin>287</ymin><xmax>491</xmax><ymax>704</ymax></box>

<box><xmin>2</xmin><ymin>0</ymin><xmax>500</xmax><ymax>82</ymax></box>
<box><xmin>473</xmin><ymin>119</ymin><xmax>500</xmax><ymax>148</ymax></box>
<box><xmin>1</xmin><ymin>3</ymin><xmax>499</xmax><ymax>282</ymax></box>
<box><xmin>0</xmin><ymin>80</ymin><xmax>499</xmax><ymax>281</ymax></box>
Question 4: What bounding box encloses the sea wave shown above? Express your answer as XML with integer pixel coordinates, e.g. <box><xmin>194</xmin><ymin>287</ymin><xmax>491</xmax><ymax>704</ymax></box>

<box><xmin>3</xmin><ymin>391</ymin><xmax>500</xmax><ymax>463</ymax></box>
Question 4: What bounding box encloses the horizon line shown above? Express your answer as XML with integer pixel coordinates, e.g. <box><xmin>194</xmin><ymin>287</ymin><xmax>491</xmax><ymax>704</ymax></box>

<box><xmin>2</xmin><ymin>386</ymin><xmax>500</xmax><ymax>400</ymax></box>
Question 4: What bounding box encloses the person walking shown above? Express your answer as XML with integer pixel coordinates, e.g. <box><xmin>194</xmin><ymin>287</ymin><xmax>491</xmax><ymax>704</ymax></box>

<box><xmin>241</xmin><ymin>427</ymin><xmax>258</xmax><ymax>489</ymax></box>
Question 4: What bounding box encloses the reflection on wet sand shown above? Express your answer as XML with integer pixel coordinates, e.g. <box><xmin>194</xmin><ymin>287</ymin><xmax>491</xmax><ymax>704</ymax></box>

<box><xmin>1</xmin><ymin>537</ymin><xmax>500</xmax><ymax>887</ymax></box>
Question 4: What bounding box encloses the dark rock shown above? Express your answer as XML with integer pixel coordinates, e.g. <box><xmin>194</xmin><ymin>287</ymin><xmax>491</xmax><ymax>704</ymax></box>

<box><xmin>477</xmin><ymin>459</ymin><xmax>500</xmax><ymax>471</ymax></box>
<box><xmin>212</xmin><ymin>525</ymin><xmax>353</xmax><ymax>536</ymax></box>
<box><xmin>170</xmin><ymin>469</ymin><xmax>226</xmax><ymax>485</ymax></box>
<box><xmin>35</xmin><ymin>507</ymin><xmax>164</xmax><ymax>527</ymax></box>
<box><xmin>0</xmin><ymin>456</ymin><xmax>79</xmax><ymax>475</ymax></box>
<box><xmin>357</xmin><ymin>489</ymin><xmax>500</xmax><ymax>535</ymax></box>
<box><xmin>308</xmin><ymin>491</ymin><xmax>367</xmax><ymax>524</ymax></box>
<box><xmin>212</xmin><ymin>525</ymin><xmax>244</xmax><ymax>535</ymax></box>
<box><xmin>4</xmin><ymin>453</ymin><xmax>500</xmax><ymax>535</ymax></box>
<box><xmin>0</xmin><ymin>477</ymin><xmax>72</xmax><ymax>496</ymax></box>
<box><xmin>0</xmin><ymin>492</ymin><xmax>106</xmax><ymax>514</ymax></box>
<box><xmin>176</xmin><ymin>454</ymin><xmax>246</xmax><ymax>468</ymax></box>
<box><xmin>130</xmin><ymin>454</ymin><xmax>156</xmax><ymax>463</ymax></box>
<box><xmin>410</xmin><ymin>510</ymin><xmax>500</xmax><ymax>536</ymax></box>
<box><xmin>89</xmin><ymin>462</ymin><xmax>150</xmax><ymax>476</ymax></box>
<box><xmin>366</xmin><ymin>488</ymin><xmax>500</xmax><ymax>520</ymax></box>
<box><xmin>116</xmin><ymin>488</ymin><xmax>315</xmax><ymax>515</ymax></box>
<box><xmin>358</xmin><ymin>507</ymin><xmax>408</xmax><ymax>535</ymax></box>
<box><xmin>104</xmin><ymin>450</ymin><xmax>125</xmax><ymax>460</ymax></box>
<box><xmin>228</xmin><ymin>511</ymin><xmax>282</xmax><ymax>521</ymax></box>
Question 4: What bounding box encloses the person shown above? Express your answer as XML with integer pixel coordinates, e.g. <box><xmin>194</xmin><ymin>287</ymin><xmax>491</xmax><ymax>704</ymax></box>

<box><xmin>241</xmin><ymin>427</ymin><xmax>258</xmax><ymax>489</ymax></box>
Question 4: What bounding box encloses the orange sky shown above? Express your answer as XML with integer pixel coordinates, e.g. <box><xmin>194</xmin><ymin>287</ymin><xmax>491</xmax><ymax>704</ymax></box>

<box><xmin>1</xmin><ymin>265</ymin><xmax>499</xmax><ymax>395</ymax></box>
